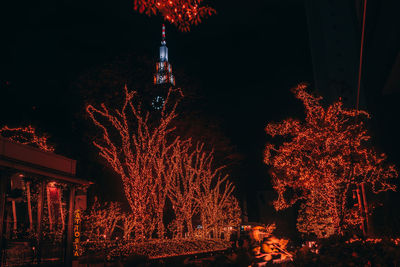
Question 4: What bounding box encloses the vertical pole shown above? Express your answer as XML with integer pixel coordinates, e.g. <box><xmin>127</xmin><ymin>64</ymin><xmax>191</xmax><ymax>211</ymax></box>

<box><xmin>46</xmin><ymin>185</ymin><xmax>53</xmax><ymax>231</ymax></box>
<box><xmin>59</xmin><ymin>188</ymin><xmax>65</xmax><ymax>232</ymax></box>
<box><xmin>10</xmin><ymin>176</ymin><xmax>17</xmax><ymax>232</ymax></box>
<box><xmin>0</xmin><ymin>173</ymin><xmax>8</xmax><ymax>265</ymax></box>
<box><xmin>356</xmin><ymin>186</ymin><xmax>366</xmax><ymax>237</ymax></box>
<box><xmin>26</xmin><ymin>182</ymin><xmax>33</xmax><ymax>231</ymax></box>
<box><xmin>65</xmin><ymin>186</ymin><xmax>75</xmax><ymax>267</ymax></box>
<box><xmin>356</xmin><ymin>0</ymin><xmax>368</xmax><ymax>111</ymax></box>
<box><xmin>36</xmin><ymin>180</ymin><xmax>45</xmax><ymax>264</ymax></box>
<box><xmin>11</xmin><ymin>201</ymin><xmax>17</xmax><ymax>232</ymax></box>
<box><xmin>361</xmin><ymin>182</ymin><xmax>371</xmax><ymax>235</ymax></box>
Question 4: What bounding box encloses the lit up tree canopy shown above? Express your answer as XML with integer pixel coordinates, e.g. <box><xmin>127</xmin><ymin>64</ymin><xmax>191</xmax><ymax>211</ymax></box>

<box><xmin>85</xmin><ymin>200</ymin><xmax>123</xmax><ymax>241</ymax></box>
<box><xmin>87</xmin><ymin>86</ymin><xmax>182</xmax><ymax>240</ymax></box>
<box><xmin>168</xmin><ymin>140</ymin><xmax>241</xmax><ymax>238</ymax></box>
<box><xmin>0</xmin><ymin>125</ymin><xmax>55</xmax><ymax>152</ymax></box>
<box><xmin>264</xmin><ymin>84</ymin><xmax>398</xmax><ymax>238</ymax></box>
<box><xmin>133</xmin><ymin>0</ymin><xmax>216</xmax><ymax>32</ymax></box>
<box><xmin>87</xmin><ymin>86</ymin><xmax>240</xmax><ymax>241</ymax></box>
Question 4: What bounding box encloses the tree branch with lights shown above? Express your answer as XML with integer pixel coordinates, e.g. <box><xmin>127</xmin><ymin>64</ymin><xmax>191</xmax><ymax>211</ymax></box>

<box><xmin>85</xmin><ymin>200</ymin><xmax>122</xmax><ymax>241</ymax></box>
<box><xmin>195</xmin><ymin>150</ymin><xmax>240</xmax><ymax>239</ymax></box>
<box><xmin>264</xmin><ymin>83</ymin><xmax>398</xmax><ymax>238</ymax></box>
<box><xmin>87</xmin><ymin>86</ymin><xmax>183</xmax><ymax>240</ymax></box>
<box><xmin>0</xmin><ymin>125</ymin><xmax>55</xmax><ymax>152</ymax></box>
<box><xmin>133</xmin><ymin>0</ymin><xmax>216</xmax><ymax>32</ymax></box>
<box><xmin>87</xmin><ymin>85</ymin><xmax>241</xmax><ymax>242</ymax></box>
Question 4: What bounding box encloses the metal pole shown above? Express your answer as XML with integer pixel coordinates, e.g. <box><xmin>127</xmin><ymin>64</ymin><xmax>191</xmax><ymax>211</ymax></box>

<box><xmin>361</xmin><ymin>182</ymin><xmax>370</xmax><ymax>235</ymax></box>
<box><xmin>355</xmin><ymin>0</ymin><xmax>368</xmax><ymax>238</ymax></box>
<box><xmin>356</xmin><ymin>186</ymin><xmax>366</xmax><ymax>236</ymax></box>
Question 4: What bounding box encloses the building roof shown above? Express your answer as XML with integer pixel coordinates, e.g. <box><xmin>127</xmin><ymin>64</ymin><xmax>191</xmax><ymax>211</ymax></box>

<box><xmin>0</xmin><ymin>136</ymin><xmax>92</xmax><ymax>186</ymax></box>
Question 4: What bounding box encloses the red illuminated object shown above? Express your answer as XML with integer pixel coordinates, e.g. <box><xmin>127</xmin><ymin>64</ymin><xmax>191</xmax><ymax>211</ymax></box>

<box><xmin>264</xmin><ymin>84</ymin><xmax>398</xmax><ymax>238</ymax></box>
<box><xmin>134</xmin><ymin>0</ymin><xmax>216</xmax><ymax>32</ymax></box>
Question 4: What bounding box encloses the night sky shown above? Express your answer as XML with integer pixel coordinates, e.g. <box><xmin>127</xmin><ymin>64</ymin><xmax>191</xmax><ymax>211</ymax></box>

<box><xmin>4</xmin><ymin>0</ymin><xmax>397</xmax><ymax>226</ymax></box>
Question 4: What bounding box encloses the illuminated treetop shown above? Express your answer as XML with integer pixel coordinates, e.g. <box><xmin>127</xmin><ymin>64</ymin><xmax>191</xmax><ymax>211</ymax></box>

<box><xmin>264</xmin><ymin>84</ymin><xmax>397</xmax><ymax>236</ymax></box>
<box><xmin>0</xmin><ymin>125</ymin><xmax>55</xmax><ymax>152</ymax></box>
<box><xmin>86</xmin><ymin>85</ymin><xmax>240</xmax><ymax>240</ymax></box>
<box><xmin>134</xmin><ymin>0</ymin><xmax>216</xmax><ymax>32</ymax></box>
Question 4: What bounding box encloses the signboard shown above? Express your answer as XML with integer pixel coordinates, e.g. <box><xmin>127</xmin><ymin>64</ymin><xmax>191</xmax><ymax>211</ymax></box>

<box><xmin>73</xmin><ymin>209</ymin><xmax>81</xmax><ymax>257</ymax></box>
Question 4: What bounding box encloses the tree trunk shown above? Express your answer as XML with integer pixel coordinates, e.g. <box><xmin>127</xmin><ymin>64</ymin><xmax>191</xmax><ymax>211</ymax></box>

<box><xmin>186</xmin><ymin>216</ymin><xmax>193</xmax><ymax>238</ymax></box>
<box><xmin>177</xmin><ymin>219</ymin><xmax>184</xmax><ymax>238</ymax></box>
<box><xmin>157</xmin><ymin>210</ymin><xmax>164</xmax><ymax>239</ymax></box>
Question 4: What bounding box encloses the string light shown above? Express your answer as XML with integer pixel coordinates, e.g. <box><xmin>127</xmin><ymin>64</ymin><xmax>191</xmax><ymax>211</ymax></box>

<box><xmin>108</xmin><ymin>238</ymin><xmax>230</xmax><ymax>259</ymax></box>
<box><xmin>84</xmin><ymin>200</ymin><xmax>123</xmax><ymax>242</ymax></box>
<box><xmin>133</xmin><ymin>0</ymin><xmax>216</xmax><ymax>32</ymax></box>
<box><xmin>0</xmin><ymin>125</ymin><xmax>55</xmax><ymax>152</ymax></box>
<box><xmin>86</xmin><ymin>85</ymin><xmax>240</xmax><ymax>242</ymax></box>
<box><xmin>264</xmin><ymin>84</ymin><xmax>398</xmax><ymax>238</ymax></box>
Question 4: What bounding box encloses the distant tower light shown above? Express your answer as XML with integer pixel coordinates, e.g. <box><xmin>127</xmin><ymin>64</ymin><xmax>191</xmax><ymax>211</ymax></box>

<box><xmin>154</xmin><ymin>24</ymin><xmax>175</xmax><ymax>86</ymax></box>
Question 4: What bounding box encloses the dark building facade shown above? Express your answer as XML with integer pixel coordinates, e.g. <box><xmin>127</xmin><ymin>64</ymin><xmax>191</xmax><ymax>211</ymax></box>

<box><xmin>0</xmin><ymin>137</ymin><xmax>91</xmax><ymax>266</ymax></box>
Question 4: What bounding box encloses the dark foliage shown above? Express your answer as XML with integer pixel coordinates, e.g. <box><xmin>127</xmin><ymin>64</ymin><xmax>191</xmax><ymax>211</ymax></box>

<box><xmin>294</xmin><ymin>238</ymin><xmax>400</xmax><ymax>266</ymax></box>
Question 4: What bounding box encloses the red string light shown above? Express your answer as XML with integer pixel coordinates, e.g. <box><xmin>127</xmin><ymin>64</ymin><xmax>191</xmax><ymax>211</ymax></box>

<box><xmin>87</xmin><ymin>86</ymin><xmax>240</xmax><ymax>241</ymax></box>
<box><xmin>264</xmin><ymin>84</ymin><xmax>398</xmax><ymax>238</ymax></box>
<box><xmin>0</xmin><ymin>125</ymin><xmax>55</xmax><ymax>152</ymax></box>
<box><xmin>133</xmin><ymin>0</ymin><xmax>216</xmax><ymax>32</ymax></box>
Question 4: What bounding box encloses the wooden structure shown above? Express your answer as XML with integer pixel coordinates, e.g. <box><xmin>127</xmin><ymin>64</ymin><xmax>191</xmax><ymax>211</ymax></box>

<box><xmin>0</xmin><ymin>136</ymin><xmax>92</xmax><ymax>266</ymax></box>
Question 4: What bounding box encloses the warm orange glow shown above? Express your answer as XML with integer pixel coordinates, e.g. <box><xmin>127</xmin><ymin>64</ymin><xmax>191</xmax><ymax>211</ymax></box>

<box><xmin>73</xmin><ymin>209</ymin><xmax>82</xmax><ymax>257</ymax></box>
<box><xmin>0</xmin><ymin>125</ymin><xmax>55</xmax><ymax>152</ymax></box>
<box><xmin>249</xmin><ymin>224</ymin><xmax>293</xmax><ymax>263</ymax></box>
<box><xmin>264</xmin><ymin>84</ymin><xmax>398</xmax><ymax>238</ymax></box>
<box><xmin>86</xmin><ymin>86</ymin><xmax>240</xmax><ymax>241</ymax></box>
<box><xmin>133</xmin><ymin>0</ymin><xmax>216</xmax><ymax>32</ymax></box>
<box><xmin>85</xmin><ymin>200</ymin><xmax>122</xmax><ymax>241</ymax></box>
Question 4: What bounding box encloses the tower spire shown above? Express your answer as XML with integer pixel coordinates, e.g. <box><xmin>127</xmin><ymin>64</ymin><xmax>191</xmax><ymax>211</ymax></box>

<box><xmin>161</xmin><ymin>24</ymin><xmax>166</xmax><ymax>45</ymax></box>
<box><xmin>154</xmin><ymin>24</ymin><xmax>175</xmax><ymax>86</ymax></box>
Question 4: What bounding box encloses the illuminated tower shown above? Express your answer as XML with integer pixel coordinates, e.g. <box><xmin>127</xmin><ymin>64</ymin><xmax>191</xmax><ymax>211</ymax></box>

<box><xmin>154</xmin><ymin>24</ymin><xmax>175</xmax><ymax>86</ymax></box>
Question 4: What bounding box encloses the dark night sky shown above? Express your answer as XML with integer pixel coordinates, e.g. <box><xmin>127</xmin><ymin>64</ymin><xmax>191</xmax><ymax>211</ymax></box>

<box><xmin>2</xmin><ymin>0</ymin><xmax>376</xmax><ymax>223</ymax></box>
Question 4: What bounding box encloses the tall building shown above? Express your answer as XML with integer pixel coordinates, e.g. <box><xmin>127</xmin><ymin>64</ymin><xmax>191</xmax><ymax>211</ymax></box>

<box><xmin>151</xmin><ymin>24</ymin><xmax>175</xmax><ymax>110</ymax></box>
<box><xmin>154</xmin><ymin>24</ymin><xmax>175</xmax><ymax>86</ymax></box>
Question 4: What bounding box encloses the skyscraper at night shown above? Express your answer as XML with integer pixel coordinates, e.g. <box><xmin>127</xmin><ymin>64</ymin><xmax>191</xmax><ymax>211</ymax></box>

<box><xmin>154</xmin><ymin>24</ymin><xmax>175</xmax><ymax>86</ymax></box>
<box><xmin>151</xmin><ymin>24</ymin><xmax>175</xmax><ymax>110</ymax></box>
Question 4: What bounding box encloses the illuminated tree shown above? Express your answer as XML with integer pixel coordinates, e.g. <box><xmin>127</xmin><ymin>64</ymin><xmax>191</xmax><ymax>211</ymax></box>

<box><xmin>0</xmin><ymin>125</ymin><xmax>55</xmax><ymax>152</ymax></box>
<box><xmin>168</xmin><ymin>139</ymin><xmax>199</xmax><ymax>238</ymax></box>
<box><xmin>220</xmin><ymin>195</ymin><xmax>241</xmax><ymax>238</ymax></box>
<box><xmin>87</xmin><ymin>86</ymin><xmax>183</xmax><ymax>240</ymax></box>
<box><xmin>168</xmin><ymin>140</ymin><xmax>240</xmax><ymax>239</ymax></box>
<box><xmin>87</xmin><ymin>85</ymin><xmax>240</xmax><ymax>241</ymax></box>
<box><xmin>133</xmin><ymin>0</ymin><xmax>216</xmax><ymax>32</ymax></box>
<box><xmin>195</xmin><ymin>151</ymin><xmax>240</xmax><ymax>238</ymax></box>
<box><xmin>85</xmin><ymin>200</ymin><xmax>122</xmax><ymax>241</ymax></box>
<box><xmin>73</xmin><ymin>53</ymin><xmax>241</xmax><ymax>188</ymax></box>
<box><xmin>296</xmin><ymin>186</ymin><xmax>337</xmax><ymax>238</ymax></box>
<box><xmin>264</xmin><ymin>84</ymin><xmax>398</xmax><ymax>238</ymax></box>
<box><xmin>118</xmin><ymin>212</ymin><xmax>136</xmax><ymax>240</ymax></box>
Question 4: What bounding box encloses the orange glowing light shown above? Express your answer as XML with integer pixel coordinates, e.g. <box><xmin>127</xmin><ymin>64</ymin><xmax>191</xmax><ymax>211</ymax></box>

<box><xmin>264</xmin><ymin>84</ymin><xmax>398</xmax><ymax>238</ymax></box>
<box><xmin>0</xmin><ymin>125</ymin><xmax>55</xmax><ymax>152</ymax></box>
<box><xmin>87</xmin><ymin>86</ymin><xmax>240</xmax><ymax>241</ymax></box>
<box><xmin>133</xmin><ymin>0</ymin><xmax>216</xmax><ymax>32</ymax></box>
